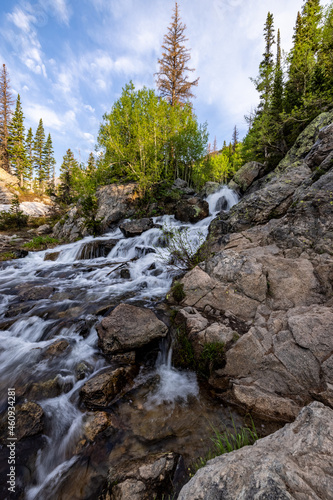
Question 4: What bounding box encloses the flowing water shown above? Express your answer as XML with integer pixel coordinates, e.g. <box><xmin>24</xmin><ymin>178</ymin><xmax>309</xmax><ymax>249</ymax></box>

<box><xmin>0</xmin><ymin>186</ymin><xmax>241</xmax><ymax>499</ymax></box>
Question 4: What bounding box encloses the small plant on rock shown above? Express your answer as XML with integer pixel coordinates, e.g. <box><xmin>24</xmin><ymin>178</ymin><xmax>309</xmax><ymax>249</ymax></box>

<box><xmin>23</xmin><ymin>235</ymin><xmax>59</xmax><ymax>251</ymax></box>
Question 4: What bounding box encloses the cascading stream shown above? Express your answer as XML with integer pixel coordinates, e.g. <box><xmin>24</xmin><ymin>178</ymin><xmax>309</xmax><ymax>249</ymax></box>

<box><xmin>0</xmin><ymin>186</ymin><xmax>238</xmax><ymax>498</ymax></box>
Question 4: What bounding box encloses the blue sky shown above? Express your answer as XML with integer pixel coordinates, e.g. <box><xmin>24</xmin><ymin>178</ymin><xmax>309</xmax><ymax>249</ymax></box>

<box><xmin>0</xmin><ymin>0</ymin><xmax>311</xmax><ymax>172</ymax></box>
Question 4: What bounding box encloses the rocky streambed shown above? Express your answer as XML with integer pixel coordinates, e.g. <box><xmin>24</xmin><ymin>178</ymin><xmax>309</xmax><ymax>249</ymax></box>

<box><xmin>0</xmin><ymin>110</ymin><xmax>333</xmax><ymax>500</ymax></box>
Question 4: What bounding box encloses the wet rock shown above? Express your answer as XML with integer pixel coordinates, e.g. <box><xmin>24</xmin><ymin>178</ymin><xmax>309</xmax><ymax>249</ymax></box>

<box><xmin>12</xmin><ymin>249</ymin><xmax>29</xmax><ymax>259</ymax></box>
<box><xmin>44</xmin><ymin>250</ymin><xmax>60</xmax><ymax>261</ymax></box>
<box><xmin>25</xmin><ymin>377</ymin><xmax>62</xmax><ymax>401</ymax></box>
<box><xmin>106</xmin><ymin>452</ymin><xmax>183</xmax><ymax>500</ymax></box>
<box><xmin>18</xmin><ymin>285</ymin><xmax>55</xmax><ymax>301</ymax></box>
<box><xmin>97</xmin><ymin>303</ymin><xmax>168</xmax><ymax>355</ymax></box>
<box><xmin>199</xmin><ymin>181</ymin><xmax>220</xmax><ymax>197</ymax></box>
<box><xmin>178</xmin><ymin>402</ymin><xmax>333</xmax><ymax>500</ymax></box>
<box><xmin>120</xmin><ymin>268</ymin><xmax>130</xmax><ymax>279</ymax></box>
<box><xmin>80</xmin><ymin>366</ymin><xmax>136</xmax><ymax>408</ymax></box>
<box><xmin>15</xmin><ymin>402</ymin><xmax>44</xmax><ymax>441</ymax></box>
<box><xmin>232</xmin><ymin>161</ymin><xmax>265</xmax><ymax>193</ymax></box>
<box><xmin>83</xmin><ymin>411</ymin><xmax>113</xmax><ymax>441</ymax></box>
<box><xmin>44</xmin><ymin>339</ymin><xmax>70</xmax><ymax>358</ymax></box>
<box><xmin>119</xmin><ymin>218</ymin><xmax>157</xmax><ymax>238</ymax></box>
<box><xmin>75</xmin><ymin>361</ymin><xmax>93</xmax><ymax>380</ymax></box>
<box><xmin>75</xmin><ymin>238</ymin><xmax>118</xmax><ymax>260</ymax></box>
<box><xmin>175</xmin><ymin>197</ymin><xmax>209</xmax><ymax>223</ymax></box>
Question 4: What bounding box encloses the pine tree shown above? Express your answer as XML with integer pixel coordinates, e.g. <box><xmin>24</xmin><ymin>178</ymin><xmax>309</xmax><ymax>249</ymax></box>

<box><xmin>58</xmin><ymin>148</ymin><xmax>79</xmax><ymax>205</ymax></box>
<box><xmin>252</xmin><ymin>12</ymin><xmax>275</xmax><ymax>112</ymax></box>
<box><xmin>271</xmin><ymin>29</ymin><xmax>284</xmax><ymax>114</ymax></box>
<box><xmin>156</xmin><ymin>2</ymin><xmax>199</xmax><ymax>106</ymax></box>
<box><xmin>232</xmin><ymin>125</ymin><xmax>239</xmax><ymax>153</ymax></box>
<box><xmin>8</xmin><ymin>95</ymin><xmax>27</xmax><ymax>187</ymax></box>
<box><xmin>33</xmin><ymin>119</ymin><xmax>46</xmax><ymax>188</ymax></box>
<box><xmin>25</xmin><ymin>127</ymin><xmax>34</xmax><ymax>185</ymax></box>
<box><xmin>285</xmin><ymin>1</ymin><xmax>322</xmax><ymax>111</ymax></box>
<box><xmin>0</xmin><ymin>64</ymin><xmax>14</xmax><ymax>172</ymax></box>
<box><xmin>43</xmin><ymin>133</ymin><xmax>56</xmax><ymax>192</ymax></box>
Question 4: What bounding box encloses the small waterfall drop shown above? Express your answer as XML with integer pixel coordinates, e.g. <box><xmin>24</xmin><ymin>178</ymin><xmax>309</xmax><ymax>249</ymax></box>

<box><xmin>0</xmin><ymin>184</ymin><xmax>239</xmax><ymax>499</ymax></box>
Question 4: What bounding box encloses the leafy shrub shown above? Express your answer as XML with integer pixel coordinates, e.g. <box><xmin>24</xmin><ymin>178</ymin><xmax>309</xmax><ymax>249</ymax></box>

<box><xmin>198</xmin><ymin>341</ymin><xmax>225</xmax><ymax>377</ymax></box>
<box><xmin>0</xmin><ymin>252</ymin><xmax>16</xmax><ymax>261</ymax></box>
<box><xmin>23</xmin><ymin>236</ymin><xmax>59</xmax><ymax>251</ymax></box>
<box><xmin>80</xmin><ymin>194</ymin><xmax>103</xmax><ymax>237</ymax></box>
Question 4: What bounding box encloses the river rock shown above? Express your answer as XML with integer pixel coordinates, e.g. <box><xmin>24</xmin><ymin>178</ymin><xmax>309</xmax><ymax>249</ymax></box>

<box><xmin>199</xmin><ymin>181</ymin><xmax>220</xmax><ymax>197</ymax></box>
<box><xmin>80</xmin><ymin>366</ymin><xmax>136</xmax><ymax>408</ymax></box>
<box><xmin>44</xmin><ymin>250</ymin><xmax>60</xmax><ymax>261</ymax></box>
<box><xmin>119</xmin><ymin>218</ymin><xmax>157</xmax><ymax>238</ymax></box>
<box><xmin>96</xmin><ymin>304</ymin><xmax>168</xmax><ymax>355</ymax></box>
<box><xmin>18</xmin><ymin>285</ymin><xmax>55</xmax><ymax>301</ymax></box>
<box><xmin>35</xmin><ymin>223</ymin><xmax>52</xmax><ymax>235</ymax></box>
<box><xmin>83</xmin><ymin>411</ymin><xmax>113</xmax><ymax>441</ymax></box>
<box><xmin>15</xmin><ymin>402</ymin><xmax>44</xmax><ymax>441</ymax></box>
<box><xmin>178</xmin><ymin>402</ymin><xmax>333</xmax><ymax>500</ymax></box>
<box><xmin>44</xmin><ymin>339</ymin><xmax>70</xmax><ymax>358</ymax></box>
<box><xmin>175</xmin><ymin>197</ymin><xmax>209</xmax><ymax>223</ymax></box>
<box><xmin>104</xmin><ymin>452</ymin><xmax>184</xmax><ymax>500</ymax></box>
<box><xmin>75</xmin><ymin>238</ymin><xmax>118</xmax><ymax>259</ymax></box>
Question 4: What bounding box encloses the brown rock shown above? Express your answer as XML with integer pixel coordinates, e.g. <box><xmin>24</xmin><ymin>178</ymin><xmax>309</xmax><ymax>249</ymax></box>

<box><xmin>97</xmin><ymin>304</ymin><xmax>168</xmax><ymax>355</ymax></box>
<box><xmin>16</xmin><ymin>402</ymin><xmax>44</xmax><ymax>441</ymax></box>
<box><xmin>175</xmin><ymin>197</ymin><xmax>209</xmax><ymax>223</ymax></box>
<box><xmin>80</xmin><ymin>366</ymin><xmax>136</xmax><ymax>408</ymax></box>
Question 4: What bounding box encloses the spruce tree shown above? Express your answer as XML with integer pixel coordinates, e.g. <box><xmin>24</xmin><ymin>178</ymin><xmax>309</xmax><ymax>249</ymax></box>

<box><xmin>0</xmin><ymin>64</ymin><xmax>14</xmax><ymax>172</ymax></box>
<box><xmin>252</xmin><ymin>12</ymin><xmax>275</xmax><ymax>112</ymax></box>
<box><xmin>25</xmin><ymin>128</ymin><xmax>34</xmax><ymax>186</ymax></box>
<box><xmin>8</xmin><ymin>95</ymin><xmax>27</xmax><ymax>187</ymax></box>
<box><xmin>156</xmin><ymin>2</ymin><xmax>199</xmax><ymax>105</ymax></box>
<box><xmin>33</xmin><ymin>119</ymin><xmax>46</xmax><ymax>188</ymax></box>
<box><xmin>232</xmin><ymin>125</ymin><xmax>239</xmax><ymax>153</ymax></box>
<box><xmin>43</xmin><ymin>133</ymin><xmax>56</xmax><ymax>192</ymax></box>
<box><xmin>58</xmin><ymin>148</ymin><xmax>79</xmax><ymax>205</ymax></box>
<box><xmin>271</xmin><ymin>29</ymin><xmax>284</xmax><ymax>114</ymax></box>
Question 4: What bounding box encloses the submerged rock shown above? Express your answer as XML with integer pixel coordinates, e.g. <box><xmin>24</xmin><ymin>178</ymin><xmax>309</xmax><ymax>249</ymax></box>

<box><xmin>75</xmin><ymin>238</ymin><xmax>118</xmax><ymax>259</ymax></box>
<box><xmin>96</xmin><ymin>303</ymin><xmax>168</xmax><ymax>355</ymax></box>
<box><xmin>178</xmin><ymin>402</ymin><xmax>333</xmax><ymax>500</ymax></box>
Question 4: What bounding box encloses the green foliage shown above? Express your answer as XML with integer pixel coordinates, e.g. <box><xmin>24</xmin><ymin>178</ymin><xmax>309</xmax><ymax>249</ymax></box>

<box><xmin>189</xmin><ymin>417</ymin><xmax>259</xmax><ymax>476</ymax></box>
<box><xmin>97</xmin><ymin>82</ymin><xmax>208</xmax><ymax>194</ymax></box>
<box><xmin>173</xmin><ymin>328</ymin><xmax>196</xmax><ymax>371</ymax></box>
<box><xmin>0</xmin><ymin>195</ymin><xmax>28</xmax><ymax>229</ymax></box>
<box><xmin>198</xmin><ymin>341</ymin><xmax>225</xmax><ymax>377</ymax></box>
<box><xmin>8</xmin><ymin>94</ymin><xmax>27</xmax><ymax>187</ymax></box>
<box><xmin>23</xmin><ymin>235</ymin><xmax>59</xmax><ymax>250</ymax></box>
<box><xmin>158</xmin><ymin>224</ymin><xmax>208</xmax><ymax>270</ymax></box>
<box><xmin>0</xmin><ymin>252</ymin><xmax>16</xmax><ymax>261</ymax></box>
<box><xmin>80</xmin><ymin>194</ymin><xmax>103</xmax><ymax>237</ymax></box>
<box><xmin>171</xmin><ymin>281</ymin><xmax>186</xmax><ymax>303</ymax></box>
<box><xmin>243</xmin><ymin>1</ymin><xmax>333</xmax><ymax>170</ymax></box>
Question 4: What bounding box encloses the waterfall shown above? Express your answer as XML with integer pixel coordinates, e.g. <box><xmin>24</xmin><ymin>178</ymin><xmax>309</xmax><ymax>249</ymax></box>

<box><xmin>0</xmin><ymin>185</ymin><xmax>239</xmax><ymax>498</ymax></box>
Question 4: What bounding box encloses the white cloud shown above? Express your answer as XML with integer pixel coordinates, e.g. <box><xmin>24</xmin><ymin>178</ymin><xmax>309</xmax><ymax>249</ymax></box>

<box><xmin>8</xmin><ymin>7</ymin><xmax>33</xmax><ymax>33</ymax></box>
<box><xmin>25</xmin><ymin>103</ymin><xmax>64</xmax><ymax>130</ymax></box>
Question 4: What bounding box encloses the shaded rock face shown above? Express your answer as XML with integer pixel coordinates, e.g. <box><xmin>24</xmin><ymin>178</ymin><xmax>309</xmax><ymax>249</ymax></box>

<box><xmin>175</xmin><ymin>197</ymin><xmax>209</xmax><ymax>223</ymax></box>
<box><xmin>232</xmin><ymin>160</ymin><xmax>265</xmax><ymax>193</ymax></box>
<box><xmin>102</xmin><ymin>452</ymin><xmax>184</xmax><ymax>500</ymax></box>
<box><xmin>119</xmin><ymin>218</ymin><xmax>158</xmax><ymax>238</ymax></box>
<box><xmin>96</xmin><ymin>303</ymin><xmax>168</xmax><ymax>355</ymax></box>
<box><xmin>178</xmin><ymin>402</ymin><xmax>333</xmax><ymax>500</ymax></box>
<box><xmin>174</xmin><ymin>112</ymin><xmax>333</xmax><ymax>422</ymax></box>
<box><xmin>75</xmin><ymin>238</ymin><xmax>118</xmax><ymax>260</ymax></box>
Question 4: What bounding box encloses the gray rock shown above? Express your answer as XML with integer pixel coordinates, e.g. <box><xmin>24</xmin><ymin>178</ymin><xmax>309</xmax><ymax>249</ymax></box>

<box><xmin>119</xmin><ymin>218</ymin><xmax>157</xmax><ymax>238</ymax></box>
<box><xmin>96</xmin><ymin>183</ymin><xmax>137</xmax><ymax>228</ymax></box>
<box><xmin>75</xmin><ymin>238</ymin><xmax>118</xmax><ymax>259</ymax></box>
<box><xmin>96</xmin><ymin>303</ymin><xmax>168</xmax><ymax>355</ymax></box>
<box><xmin>232</xmin><ymin>161</ymin><xmax>265</xmax><ymax>192</ymax></box>
<box><xmin>178</xmin><ymin>402</ymin><xmax>333</xmax><ymax>500</ymax></box>
<box><xmin>175</xmin><ymin>197</ymin><xmax>209</xmax><ymax>223</ymax></box>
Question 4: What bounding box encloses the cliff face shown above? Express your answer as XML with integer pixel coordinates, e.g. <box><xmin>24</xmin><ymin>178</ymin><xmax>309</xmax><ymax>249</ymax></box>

<box><xmin>176</xmin><ymin>110</ymin><xmax>333</xmax><ymax>499</ymax></box>
<box><xmin>175</xmin><ymin>110</ymin><xmax>333</xmax><ymax>422</ymax></box>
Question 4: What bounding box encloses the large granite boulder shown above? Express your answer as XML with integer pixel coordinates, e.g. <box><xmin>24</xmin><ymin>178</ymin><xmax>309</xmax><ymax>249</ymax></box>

<box><xmin>232</xmin><ymin>161</ymin><xmax>265</xmax><ymax>193</ymax></box>
<box><xmin>96</xmin><ymin>304</ymin><xmax>168</xmax><ymax>355</ymax></box>
<box><xmin>96</xmin><ymin>183</ymin><xmax>137</xmax><ymax>228</ymax></box>
<box><xmin>178</xmin><ymin>402</ymin><xmax>333</xmax><ymax>500</ymax></box>
<box><xmin>175</xmin><ymin>197</ymin><xmax>209</xmax><ymax>223</ymax></box>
